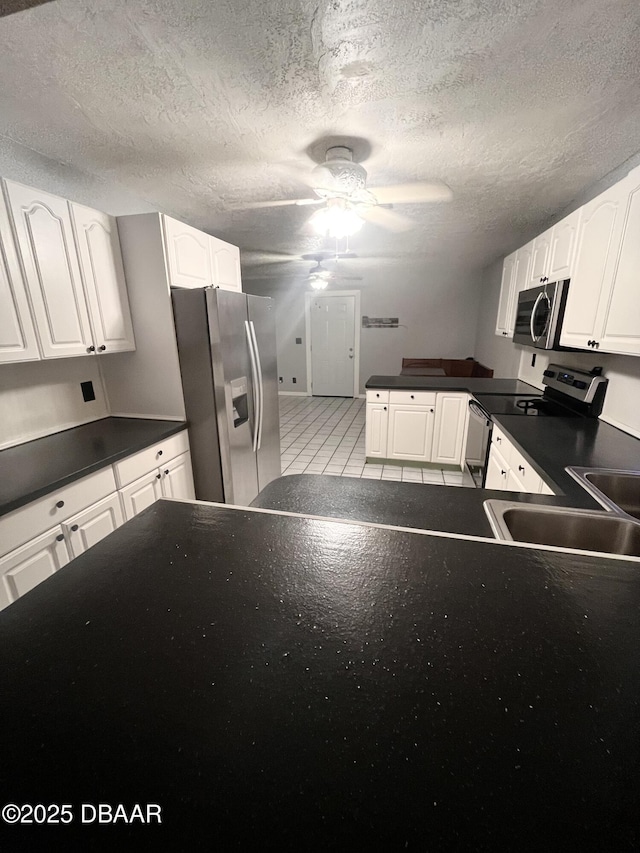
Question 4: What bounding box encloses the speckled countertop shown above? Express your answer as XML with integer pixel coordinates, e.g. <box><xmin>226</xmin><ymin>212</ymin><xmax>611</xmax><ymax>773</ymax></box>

<box><xmin>0</xmin><ymin>417</ymin><xmax>187</xmax><ymax>517</ymax></box>
<box><xmin>1</xmin><ymin>499</ymin><xmax>639</xmax><ymax>849</ymax></box>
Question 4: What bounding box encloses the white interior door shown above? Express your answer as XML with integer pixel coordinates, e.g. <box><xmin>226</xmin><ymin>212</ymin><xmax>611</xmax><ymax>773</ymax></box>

<box><xmin>309</xmin><ymin>294</ymin><xmax>356</xmax><ymax>397</ymax></box>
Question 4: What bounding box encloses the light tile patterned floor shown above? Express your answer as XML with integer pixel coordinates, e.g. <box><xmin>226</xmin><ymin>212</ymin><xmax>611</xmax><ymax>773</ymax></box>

<box><xmin>278</xmin><ymin>395</ymin><xmax>469</xmax><ymax>486</ymax></box>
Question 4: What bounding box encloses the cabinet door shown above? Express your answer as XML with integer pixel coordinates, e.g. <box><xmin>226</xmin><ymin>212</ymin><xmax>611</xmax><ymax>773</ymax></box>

<box><xmin>62</xmin><ymin>492</ymin><xmax>124</xmax><ymax>558</ymax></box>
<box><xmin>163</xmin><ymin>216</ymin><xmax>212</xmax><ymax>288</ymax></box>
<box><xmin>513</xmin><ymin>241</ymin><xmax>533</xmax><ymax>295</ymax></box>
<box><xmin>0</xmin><ymin>190</ymin><xmax>40</xmax><ymax>363</ymax></box>
<box><xmin>560</xmin><ymin>185</ymin><xmax>626</xmax><ymax>350</ymax></box>
<box><xmin>210</xmin><ymin>235</ymin><xmax>242</xmax><ymax>292</ymax></box>
<box><xmin>528</xmin><ymin>228</ymin><xmax>552</xmax><ymax>287</ymax></box>
<box><xmin>160</xmin><ymin>452</ymin><xmax>196</xmax><ymax>501</ymax></box>
<box><xmin>548</xmin><ymin>208</ymin><xmax>580</xmax><ymax>281</ymax></box>
<box><xmin>597</xmin><ymin>173</ymin><xmax>640</xmax><ymax>356</ymax></box>
<box><xmin>70</xmin><ymin>203</ymin><xmax>135</xmax><ymax>354</ymax></box>
<box><xmin>495</xmin><ymin>251</ymin><xmax>517</xmax><ymax>336</ymax></box>
<box><xmin>505</xmin><ymin>467</ymin><xmax>526</xmax><ymax>493</ymax></box>
<box><xmin>484</xmin><ymin>446</ymin><xmax>508</xmax><ymax>491</ymax></box>
<box><xmin>5</xmin><ymin>180</ymin><xmax>93</xmax><ymax>358</ymax></box>
<box><xmin>432</xmin><ymin>393</ymin><xmax>467</xmax><ymax>466</ymax></box>
<box><xmin>387</xmin><ymin>404</ymin><xmax>434</xmax><ymax>462</ymax></box>
<box><xmin>119</xmin><ymin>470</ymin><xmax>163</xmax><ymax>521</ymax></box>
<box><xmin>365</xmin><ymin>403</ymin><xmax>389</xmax><ymax>457</ymax></box>
<box><xmin>0</xmin><ymin>526</ymin><xmax>70</xmax><ymax>610</ymax></box>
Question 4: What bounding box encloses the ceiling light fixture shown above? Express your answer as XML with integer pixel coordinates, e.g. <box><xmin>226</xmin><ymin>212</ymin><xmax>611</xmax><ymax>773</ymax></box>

<box><xmin>309</xmin><ymin>198</ymin><xmax>364</xmax><ymax>239</ymax></box>
<box><xmin>309</xmin><ymin>276</ymin><xmax>329</xmax><ymax>290</ymax></box>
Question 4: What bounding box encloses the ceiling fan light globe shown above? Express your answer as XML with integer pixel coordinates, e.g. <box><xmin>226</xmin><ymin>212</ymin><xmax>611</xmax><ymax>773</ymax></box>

<box><xmin>309</xmin><ymin>277</ymin><xmax>329</xmax><ymax>290</ymax></box>
<box><xmin>309</xmin><ymin>205</ymin><xmax>364</xmax><ymax>239</ymax></box>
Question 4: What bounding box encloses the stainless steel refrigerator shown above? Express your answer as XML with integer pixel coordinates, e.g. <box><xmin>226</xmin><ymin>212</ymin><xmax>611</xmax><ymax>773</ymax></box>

<box><xmin>171</xmin><ymin>287</ymin><xmax>281</xmax><ymax>506</ymax></box>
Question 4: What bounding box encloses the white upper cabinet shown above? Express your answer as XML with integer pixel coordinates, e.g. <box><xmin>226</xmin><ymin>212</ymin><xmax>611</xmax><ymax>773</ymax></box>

<box><xmin>596</xmin><ymin>169</ymin><xmax>640</xmax><ymax>356</ymax></box>
<box><xmin>547</xmin><ymin>208</ymin><xmax>581</xmax><ymax>281</ymax></box>
<box><xmin>560</xmin><ymin>180</ymin><xmax>628</xmax><ymax>351</ymax></box>
<box><xmin>512</xmin><ymin>241</ymin><xmax>533</xmax><ymax>300</ymax></box>
<box><xmin>495</xmin><ymin>251</ymin><xmax>517</xmax><ymax>337</ymax></box>
<box><xmin>5</xmin><ymin>180</ymin><xmax>93</xmax><ymax>359</ymax></box>
<box><xmin>210</xmin><ymin>234</ymin><xmax>242</xmax><ymax>292</ymax></box>
<box><xmin>163</xmin><ymin>215</ymin><xmax>242</xmax><ymax>292</ymax></box>
<box><xmin>0</xmin><ymin>189</ymin><xmax>39</xmax><ymax>362</ymax></box>
<box><xmin>163</xmin><ymin>215</ymin><xmax>212</xmax><ymax>288</ymax></box>
<box><xmin>70</xmin><ymin>203</ymin><xmax>135</xmax><ymax>354</ymax></box>
<box><xmin>527</xmin><ymin>228</ymin><xmax>552</xmax><ymax>288</ymax></box>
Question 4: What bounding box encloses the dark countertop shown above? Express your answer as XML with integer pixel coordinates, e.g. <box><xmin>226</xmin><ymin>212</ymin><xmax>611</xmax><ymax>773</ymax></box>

<box><xmin>1</xmin><ymin>499</ymin><xmax>639</xmax><ymax>850</ymax></box>
<box><xmin>0</xmin><ymin>417</ymin><xmax>187</xmax><ymax>517</ymax></box>
<box><xmin>366</xmin><ymin>375</ymin><xmax>540</xmax><ymax>394</ymax></box>
<box><xmin>493</xmin><ymin>415</ymin><xmax>640</xmax><ymax>500</ymax></box>
<box><xmin>252</xmin><ymin>474</ymin><xmax>579</xmax><ymax>536</ymax></box>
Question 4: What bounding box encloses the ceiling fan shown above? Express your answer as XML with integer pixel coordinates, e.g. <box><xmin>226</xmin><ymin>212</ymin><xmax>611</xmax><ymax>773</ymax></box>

<box><xmin>306</xmin><ymin>252</ymin><xmax>363</xmax><ymax>290</ymax></box>
<box><xmin>234</xmin><ymin>145</ymin><xmax>453</xmax><ymax>234</ymax></box>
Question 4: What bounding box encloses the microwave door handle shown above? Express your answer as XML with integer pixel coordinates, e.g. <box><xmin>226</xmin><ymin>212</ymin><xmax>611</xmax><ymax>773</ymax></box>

<box><xmin>244</xmin><ymin>321</ymin><xmax>259</xmax><ymax>453</ymax></box>
<box><xmin>530</xmin><ymin>292</ymin><xmax>545</xmax><ymax>343</ymax></box>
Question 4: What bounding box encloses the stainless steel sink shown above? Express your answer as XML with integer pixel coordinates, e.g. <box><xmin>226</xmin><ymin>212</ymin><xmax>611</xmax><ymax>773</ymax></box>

<box><xmin>566</xmin><ymin>467</ymin><xmax>640</xmax><ymax>520</ymax></box>
<box><xmin>484</xmin><ymin>500</ymin><xmax>640</xmax><ymax>557</ymax></box>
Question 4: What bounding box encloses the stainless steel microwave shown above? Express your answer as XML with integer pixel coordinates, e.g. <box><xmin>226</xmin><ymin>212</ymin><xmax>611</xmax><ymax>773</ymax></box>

<box><xmin>512</xmin><ymin>279</ymin><xmax>570</xmax><ymax>349</ymax></box>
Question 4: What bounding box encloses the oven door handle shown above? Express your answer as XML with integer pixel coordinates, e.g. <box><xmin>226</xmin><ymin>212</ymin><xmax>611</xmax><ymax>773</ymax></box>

<box><xmin>468</xmin><ymin>399</ymin><xmax>491</xmax><ymax>423</ymax></box>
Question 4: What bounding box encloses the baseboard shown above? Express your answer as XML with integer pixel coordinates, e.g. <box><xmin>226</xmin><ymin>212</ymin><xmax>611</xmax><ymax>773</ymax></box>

<box><xmin>278</xmin><ymin>391</ymin><xmax>310</xmax><ymax>397</ymax></box>
<box><xmin>598</xmin><ymin>413</ymin><xmax>639</xmax><ymax>440</ymax></box>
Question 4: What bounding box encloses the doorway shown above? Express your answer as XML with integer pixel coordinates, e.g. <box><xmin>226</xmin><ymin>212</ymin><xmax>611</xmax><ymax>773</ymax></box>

<box><xmin>305</xmin><ymin>291</ymin><xmax>360</xmax><ymax>397</ymax></box>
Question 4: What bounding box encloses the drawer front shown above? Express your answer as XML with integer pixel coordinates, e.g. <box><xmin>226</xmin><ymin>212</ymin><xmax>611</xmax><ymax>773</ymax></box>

<box><xmin>0</xmin><ymin>467</ymin><xmax>117</xmax><ymax>557</ymax></box>
<box><xmin>389</xmin><ymin>390</ymin><xmax>436</xmax><ymax>406</ymax></box>
<box><xmin>509</xmin><ymin>445</ymin><xmax>542</xmax><ymax>493</ymax></box>
<box><xmin>366</xmin><ymin>389</ymin><xmax>389</xmax><ymax>404</ymax></box>
<box><xmin>114</xmin><ymin>430</ymin><xmax>190</xmax><ymax>488</ymax></box>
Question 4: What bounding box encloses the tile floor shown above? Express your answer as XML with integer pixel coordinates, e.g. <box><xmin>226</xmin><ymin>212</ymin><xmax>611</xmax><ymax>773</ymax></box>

<box><xmin>278</xmin><ymin>395</ymin><xmax>468</xmax><ymax>486</ymax></box>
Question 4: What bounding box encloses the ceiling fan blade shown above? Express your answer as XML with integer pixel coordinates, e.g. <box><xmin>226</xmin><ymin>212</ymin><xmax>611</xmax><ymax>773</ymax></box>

<box><xmin>227</xmin><ymin>197</ymin><xmax>322</xmax><ymax>210</ymax></box>
<box><xmin>357</xmin><ymin>205</ymin><xmax>416</xmax><ymax>232</ymax></box>
<box><xmin>368</xmin><ymin>182</ymin><xmax>453</xmax><ymax>204</ymax></box>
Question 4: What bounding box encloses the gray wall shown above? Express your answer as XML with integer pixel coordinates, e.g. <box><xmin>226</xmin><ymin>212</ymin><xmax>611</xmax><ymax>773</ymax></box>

<box><xmin>245</xmin><ymin>261</ymin><xmax>484</xmax><ymax>394</ymax></box>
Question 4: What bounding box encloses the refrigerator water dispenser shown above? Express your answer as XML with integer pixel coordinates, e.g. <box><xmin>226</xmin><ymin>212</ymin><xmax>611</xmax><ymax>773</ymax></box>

<box><xmin>229</xmin><ymin>377</ymin><xmax>249</xmax><ymax>428</ymax></box>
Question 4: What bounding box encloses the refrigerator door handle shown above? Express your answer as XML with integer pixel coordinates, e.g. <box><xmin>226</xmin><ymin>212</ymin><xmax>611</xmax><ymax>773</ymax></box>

<box><xmin>244</xmin><ymin>320</ymin><xmax>259</xmax><ymax>452</ymax></box>
<box><xmin>249</xmin><ymin>320</ymin><xmax>265</xmax><ymax>450</ymax></box>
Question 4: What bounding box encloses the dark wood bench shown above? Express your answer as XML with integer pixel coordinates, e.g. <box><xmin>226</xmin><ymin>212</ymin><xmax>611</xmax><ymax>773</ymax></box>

<box><xmin>400</xmin><ymin>358</ymin><xmax>494</xmax><ymax>378</ymax></box>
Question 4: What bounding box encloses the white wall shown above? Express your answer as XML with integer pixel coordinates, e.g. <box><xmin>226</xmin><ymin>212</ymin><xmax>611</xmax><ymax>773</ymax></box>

<box><xmin>246</xmin><ymin>260</ymin><xmax>483</xmax><ymax>394</ymax></box>
<box><xmin>0</xmin><ymin>358</ymin><xmax>108</xmax><ymax>449</ymax></box>
<box><xmin>0</xmin><ymin>140</ymin><xmax>155</xmax><ymax>447</ymax></box>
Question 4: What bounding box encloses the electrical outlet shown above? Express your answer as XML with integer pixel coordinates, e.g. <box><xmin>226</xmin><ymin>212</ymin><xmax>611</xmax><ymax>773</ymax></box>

<box><xmin>531</xmin><ymin>354</ymin><xmax>536</xmax><ymax>367</ymax></box>
<box><xmin>292</xmin><ymin>377</ymin><xmax>297</xmax><ymax>384</ymax></box>
<box><xmin>295</xmin><ymin>337</ymin><xmax>302</xmax><ymax>344</ymax></box>
<box><xmin>81</xmin><ymin>380</ymin><xmax>95</xmax><ymax>402</ymax></box>
<box><xmin>279</xmin><ymin>376</ymin><xmax>283</xmax><ymax>383</ymax></box>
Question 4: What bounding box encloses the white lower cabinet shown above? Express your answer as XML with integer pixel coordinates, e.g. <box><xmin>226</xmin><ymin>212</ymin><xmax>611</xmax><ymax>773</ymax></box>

<box><xmin>0</xmin><ymin>430</ymin><xmax>194</xmax><ymax>610</ymax></box>
<box><xmin>62</xmin><ymin>492</ymin><xmax>124</xmax><ymax>558</ymax></box>
<box><xmin>0</xmin><ymin>526</ymin><xmax>71</xmax><ymax>610</ymax></box>
<box><xmin>432</xmin><ymin>393</ymin><xmax>467</xmax><ymax>466</ymax></box>
<box><xmin>485</xmin><ymin>431</ymin><xmax>554</xmax><ymax>495</ymax></box>
<box><xmin>120</xmin><ymin>471</ymin><xmax>164</xmax><ymax>521</ymax></box>
<box><xmin>365</xmin><ymin>403</ymin><xmax>389</xmax><ymax>457</ymax></box>
<box><xmin>365</xmin><ymin>391</ymin><xmax>467</xmax><ymax>466</ymax></box>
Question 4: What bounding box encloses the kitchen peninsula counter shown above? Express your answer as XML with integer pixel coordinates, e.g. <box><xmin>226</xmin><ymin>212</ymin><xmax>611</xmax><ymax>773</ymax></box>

<box><xmin>1</xmin><ymin>497</ymin><xmax>639</xmax><ymax>850</ymax></box>
<box><xmin>365</xmin><ymin>375</ymin><xmax>540</xmax><ymax>394</ymax></box>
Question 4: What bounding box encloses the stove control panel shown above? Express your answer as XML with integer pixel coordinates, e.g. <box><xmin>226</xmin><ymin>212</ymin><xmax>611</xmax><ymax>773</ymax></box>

<box><xmin>543</xmin><ymin>363</ymin><xmax>608</xmax><ymax>409</ymax></box>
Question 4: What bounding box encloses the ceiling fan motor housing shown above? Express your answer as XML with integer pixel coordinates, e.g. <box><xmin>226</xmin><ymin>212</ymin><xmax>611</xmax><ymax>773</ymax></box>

<box><xmin>311</xmin><ymin>146</ymin><xmax>368</xmax><ymax>198</ymax></box>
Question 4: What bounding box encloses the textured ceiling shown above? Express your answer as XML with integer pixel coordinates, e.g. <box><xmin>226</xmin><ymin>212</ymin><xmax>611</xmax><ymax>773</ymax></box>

<box><xmin>1</xmin><ymin>0</ymin><xmax>640</xmax><ymax>281</ymax></box>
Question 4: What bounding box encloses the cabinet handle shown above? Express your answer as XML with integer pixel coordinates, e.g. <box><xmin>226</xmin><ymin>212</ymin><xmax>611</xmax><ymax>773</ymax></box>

<box><xmin>518</xmin><ymin>465</ymin><xmax>525</xmax><ymax>472</ymax></box>
<box><xmin>376</xmin><ymin>393</ymin><xmax>380</xmax><ymax>398</ymax></box>
<box><xmin>164</xmin><ymin>469</ymin><xmax>169</xmax><ymax>475</ymax></box>
<box><xmin>156</xmin><ymin>473</ymin><xmax>162</xmax><ymax>479</ymax></box>
<box><xmin>157</xmin><ymin>449</ymin><xmax>163</xmax><ymax>456</ymax></box>
<box><xmin>383</xmin><ymin>406</ymin><xmax>387</xmax><ymax>411</ymax></box>
<box><xmin>496</xmin><ymin>436</ymin><xmax>501</xmax><ymax>443</ymax></box>
<box><xmin>56</xmin><ymin>500</ymin><xmax>65</xmax><ymax>508</ymax></box>
<box><xmin>98</xmin><ymin>345</ymin><xmax>107</xmax><ymax>352</ymax></box>
<box><xmin>595</xmin><ymin>341</ymin><xmax>600</xmax><ymax>349</ymax></box>
<box><xmin>501</xmin><ymin>470</ymin><xmax>506</xmax><ymax>476</ymax></box>
<box><xmin>71</xmin><ymin>524</ymin><xmax>79</xmax><ymax>532</ymax></box>
<box><xmin>410</xmin><ymin>394</ymin><xmax>414</xmax><ymax>399</ymax></box>
<box><xmin>430</xmin><ymin>408</ymin><xmax>434</xmax><ymax>413</ymax></box>
<box><xmin>56</xmin><ymin>533</ymin><xmax>65</xmax><ymax>542</ymax></box>
<box><xmin>87</xmin><ymin>345</ymin><xmax>95</xmax><ymax>353</ymax></box>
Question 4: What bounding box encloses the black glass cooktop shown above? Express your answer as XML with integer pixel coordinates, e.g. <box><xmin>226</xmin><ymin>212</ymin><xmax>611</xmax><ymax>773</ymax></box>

<box><xmin>478</xmin><ymin>394</ymin><xmax>581</xmax><ymax>417</ymax></box>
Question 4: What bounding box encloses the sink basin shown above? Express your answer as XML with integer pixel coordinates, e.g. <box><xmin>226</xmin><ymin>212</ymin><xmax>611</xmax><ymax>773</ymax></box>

<box><xmin>484</xmin><ymin>500</ymin><xmax>640</xmax><ymax>557</ymax></box>
<box><xmin>566</xmin><ymin>467</ymin><xmax>640</xmax><ymax>520</ymax></box>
